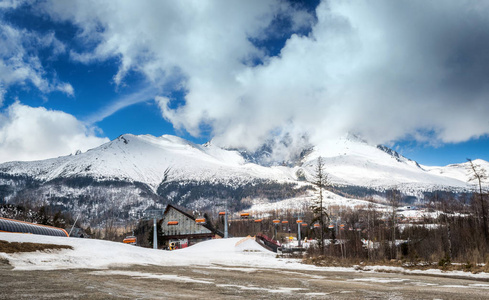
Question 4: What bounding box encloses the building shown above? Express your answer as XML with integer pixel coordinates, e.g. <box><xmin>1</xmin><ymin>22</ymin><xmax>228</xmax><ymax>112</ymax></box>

<box><xmin>160</xmin><ymin>204</ymin><xmax>223</xmax><ymax>249</ymax></box>
<box><xmin>0</xmin><ymin>217</ymin><xmax>69</xmax><ymax>237</ymax></box>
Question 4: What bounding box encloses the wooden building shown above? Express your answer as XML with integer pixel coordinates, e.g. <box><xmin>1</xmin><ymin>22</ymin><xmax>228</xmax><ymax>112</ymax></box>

<box><xmin>160</xmin><ymin>204</ymin><xmax>223</xmax><ymax>249</ymax></box>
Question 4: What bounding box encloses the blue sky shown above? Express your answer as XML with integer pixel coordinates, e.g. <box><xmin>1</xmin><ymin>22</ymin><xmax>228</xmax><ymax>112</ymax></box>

<box><xmin>0</xmin><ymin>0</ymin><xmax>488</xmax><ymax>166</ymax></box>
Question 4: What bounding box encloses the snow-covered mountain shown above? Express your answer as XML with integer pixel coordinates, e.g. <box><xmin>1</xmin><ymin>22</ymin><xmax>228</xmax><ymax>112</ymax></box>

<box><xmin>0</xmin><ymin>134</ymin><xmax>293</xmax><ymax>188</ymax></box>
<box><xmin>300</xmin><ymin>134</ymin><xmax>483</xmax><ymax>192</ymax></box>
<box><xmin>0</xmin><ymin>133</ymin><xmax>486</xmax><ymax>225</ymax></box>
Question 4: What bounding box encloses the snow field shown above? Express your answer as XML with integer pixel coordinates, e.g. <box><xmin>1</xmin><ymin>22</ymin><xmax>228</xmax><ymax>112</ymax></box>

<box><xmin>2</xmin><ymin>133</ymin><xmax>487</xmax><ymax>196</ymax></box>
<box><xmin>0</xmin><ymin>233</ymin><xmax>282</xmax><ymax>271</ymax></box>
<box><xmin>2</xmin><ymin>232</ymin><xmax>489</xmax><ymax>282</ymax></box>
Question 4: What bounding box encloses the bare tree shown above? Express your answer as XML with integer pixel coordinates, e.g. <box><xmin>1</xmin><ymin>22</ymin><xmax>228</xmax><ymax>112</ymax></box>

<box><xmin>439</xmin><ymin>193</ymin><xmax>453</xmax><ymax>263</ymax></box>
<box><xmin>388</xmin><ymin>189</ymin><xmax>400</xmax><ymax>260</ymax></box>
<box><xmin>310</xmin><ymin>156</ymin><xmax>329</xmax><ymax>254</ymax></box>
<box><xmin>366</xmin><ymin>200</ymin><xmax>375</xmax><ymax>261</ymax></box>
<box><xmin>467</xmin><ymin>158</ymin><xmax>488</xmax><ymax>244</ymax></box>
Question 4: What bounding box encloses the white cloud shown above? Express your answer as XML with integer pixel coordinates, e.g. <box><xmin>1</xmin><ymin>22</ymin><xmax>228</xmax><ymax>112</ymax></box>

<box><xmin>39</xmin><ymin>0</ymin><xmax>489</xmax><ymax>152</ymax></box>
<box><xmin>40</xmin><ymin>0</ymin><xmax>310</xmax><ymax>127</ymax></box>
<box><xmin>42</xmin><ymin>0</ymin><xmax>284</xmax><ymax>84</ymax></box>
<box><xmin>0</xmin><ymin>0</ymin><xmax>29</xmax><ymax>9</ymax></box>
<box><xmin>0</xmin><ymin>19</ymin><xmax>74</xmax><ymax>105</ymax></box>
<box><xmin>0</xmin><ymin>102</ymin><xmax>109</xmax><ymax>163</ymax></box>
<box><xmin>86</xmin><ymin>86</ymin><xmax>159</xmax><ymax>124</ymax></box>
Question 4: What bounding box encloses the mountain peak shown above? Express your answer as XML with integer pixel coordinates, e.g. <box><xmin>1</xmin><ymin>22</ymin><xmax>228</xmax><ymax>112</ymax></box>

<box><xmin>346</xmin><ymin>132</ymin><xmax>368</xmax><ymax>144</ymax></box>
<box><xmin>376</xmin><ymin>145</ymin><xmax>422</xmax><ymax>169</ymax></box>
<box><xmin>117</xmin><ymin>135</ymin><xmax>130</xmax><ymax>144</ymax></box>
<box><xmin>229</xmin><ymin>134</ymin><xmax>313</xmax><ymax>167</ymax></box>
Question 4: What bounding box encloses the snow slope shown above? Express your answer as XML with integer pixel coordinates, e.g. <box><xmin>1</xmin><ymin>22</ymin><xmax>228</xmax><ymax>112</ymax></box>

<box><xmin>0</xmin><ymin>134</ymin><xmax>295</xmax><ymax>191</ymax></box>
<box><xmin>424</xmin><ymin>159</ymin><xmax>489</xmax><ymax>183</ymax></box>
<box><xmin>301</xmin><ymin>134</ymin><xmax>481</xmax><ymax>190</ymax></box>
<box><xmin>0</xmin><ymin>233</ymin><xmax>276</xmax><ymax>271</ymax></box>
<box><xmin>2</xmin><ymin>233</ymin><xmax>489</xmax><ymax>281</ymax></box>
<box><xmin>247</xmin><ymin>189</ymin><xmax>385</xmax><ymax>214</ymax></box>
<box><xmin>0</xmin><ymin>133</ymin><xmax>486</xmax><ymax>203</ymax></box>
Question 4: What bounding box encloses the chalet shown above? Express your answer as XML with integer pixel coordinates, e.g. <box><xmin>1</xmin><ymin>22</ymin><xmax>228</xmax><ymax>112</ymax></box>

<box><xmin>160</xmin><ymin>204</ymin><xmax>223</xmax><ymax>249</ymax></box>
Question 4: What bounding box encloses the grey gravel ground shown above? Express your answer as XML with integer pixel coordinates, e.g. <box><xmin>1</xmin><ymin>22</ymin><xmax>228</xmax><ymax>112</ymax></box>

<box><xmin>1</xmin><ymin>259</ymin><xmax>489</xmax><ymax>299</ymax></box>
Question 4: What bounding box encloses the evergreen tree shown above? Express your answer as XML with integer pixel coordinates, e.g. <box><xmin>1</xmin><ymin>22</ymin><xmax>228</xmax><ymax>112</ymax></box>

<box><xmin>310</xmin><ymin>156</ymin><xmax>329</xmax><ymax>254</ymax></box>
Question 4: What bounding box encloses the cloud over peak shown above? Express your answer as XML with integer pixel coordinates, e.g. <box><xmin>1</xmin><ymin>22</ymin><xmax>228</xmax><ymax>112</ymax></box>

<box><xmin>5</xmin><ymin>0</ymin><xmax>489</xmax><ymax>156</ymax></box>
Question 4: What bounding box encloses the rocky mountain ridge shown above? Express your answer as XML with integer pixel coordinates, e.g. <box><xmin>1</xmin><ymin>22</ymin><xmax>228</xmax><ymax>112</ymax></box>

<box><xmin>0</xmin><ymin>133</ymin><xmax>486</xmax><ymax>226</ymax></box>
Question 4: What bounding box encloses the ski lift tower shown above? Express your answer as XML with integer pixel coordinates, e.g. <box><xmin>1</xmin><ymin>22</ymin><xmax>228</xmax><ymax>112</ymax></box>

<box><xmin>220</xmin><ymin>198</ymin><xmax>230</xmax><ymax>238</ymax></box>
<box><xmin>294</xmin><ymin>213</ymin><xmax>304</xmax><ymax>247</ymax></box>
<box><xmin>225</xmin><ymin>198</ymin><xmax>229</xmax><ymax>238</ymax></box>
<box><xmin>143</xmin><ymin>209</ymin><xmax>165</xmax><ymax>249</ymax></box>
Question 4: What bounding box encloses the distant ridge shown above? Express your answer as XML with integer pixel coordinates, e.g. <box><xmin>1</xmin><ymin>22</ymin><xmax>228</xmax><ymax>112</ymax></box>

<box><xmin>0</xmin><ymin>133</ymin><xmax>487</xmax><ymax>225</ymax></box>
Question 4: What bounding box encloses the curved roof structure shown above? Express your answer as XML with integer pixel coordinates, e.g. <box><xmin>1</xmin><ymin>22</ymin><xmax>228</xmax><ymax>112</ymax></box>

<box><xmin>0</xmin><ymin>217</ymin><xmax>69</xmax><ymax>237</ymax></box>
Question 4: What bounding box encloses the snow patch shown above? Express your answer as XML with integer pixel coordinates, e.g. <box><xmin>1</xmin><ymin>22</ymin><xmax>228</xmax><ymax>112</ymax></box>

<box><xmin>91</xmin><ymin>270</ymin><xmax>214</xmax><ymax>284</ymax></box>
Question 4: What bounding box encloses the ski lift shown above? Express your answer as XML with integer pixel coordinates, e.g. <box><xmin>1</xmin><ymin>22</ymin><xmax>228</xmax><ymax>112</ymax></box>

<box><xmin>254</xmin><ymin>219</ymin><xmax>262</xmax><ymax>223</ymax></box>
<box><xmin>296</xmin><ymin>220</ymin><xmax>303</xmax><ymax>224</ymax></box>
<box><xmin>240</xmin><ymin>212</ymin><xmax>250</xmax><ymax>218</ymax></box>
<box><xmin>340</xmin><ymin>224</ymin><xmax>345</xmax><ymax>230</ymax></box>
<box><xmin>218</xmin><ymin>211</ymin><xmax>226</xmax><ymax>216</ymax></box>
<box><xmin>195</xmin><ymin>218</ymin><xmax>206</xmax><ymax>224</ymax></box>
<box><xmin>328</xmin><ymin>224</ymin><xmax>334</xmax><ymax>229</ymax></box>
<box><xmin>281</xmin><ymin>220</ymin><xmax>288</xmax><ymax>224</ymax></box>
<box><xmin>301</xmin><ymin>223</ymin><xmax>308</xmax><ymax>227</ymax></box>
<box><xmin>123</xmin><ymin>236</ymin><xmax>136</xmax><ymax>245</ymax></box>
<box><xmin>273</xmin><ymin>219</ymin><xmax>280</xmax><ymax>224</ymax></box>
<box><xmin>313</xmin><ymin>223</ymin><xmax>320</xmax><ymax>228</ymax></box>
<box><xmin>167</xmin><ymin>221</ymin><xmax>179</xmax><ymax>225</ymax></box>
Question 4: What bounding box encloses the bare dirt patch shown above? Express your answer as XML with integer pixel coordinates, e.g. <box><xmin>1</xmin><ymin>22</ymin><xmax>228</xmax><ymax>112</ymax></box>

<box><xmin>0</xmin><ymin>240</ymin><xmax>73</xmax><ymax>253</ymax></box>
<box><xmin>3</xmin><ymin>264</ymin><xmax>489</xmax><ymax>299</ymax></box>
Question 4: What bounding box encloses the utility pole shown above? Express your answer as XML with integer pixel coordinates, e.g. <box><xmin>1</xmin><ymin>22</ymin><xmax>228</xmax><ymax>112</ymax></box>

<box><xmin>68</xmin><ymin>214</ymin><xmax>80</xmax><ymax>237</ymax></box>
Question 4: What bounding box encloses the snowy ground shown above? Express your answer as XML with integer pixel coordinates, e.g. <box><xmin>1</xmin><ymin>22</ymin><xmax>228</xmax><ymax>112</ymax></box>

<box><xmin>1</xmin><ymin>232</ymin><xmax>488</xmax><ymax>279</ymax></box>
<box><xmin>247</xmin><ymin>190</ymin><xmax>384</xmax><ymax>215</ymax></box>
<box><xmin>2</xmin><ymin>233</ymin><xmax>489</xmax><ymax>299</ymax></box>
<box><xmin>0</xmin><ymin>233</ymin><xmax>320</xmax><ymax>272</ymax></box>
